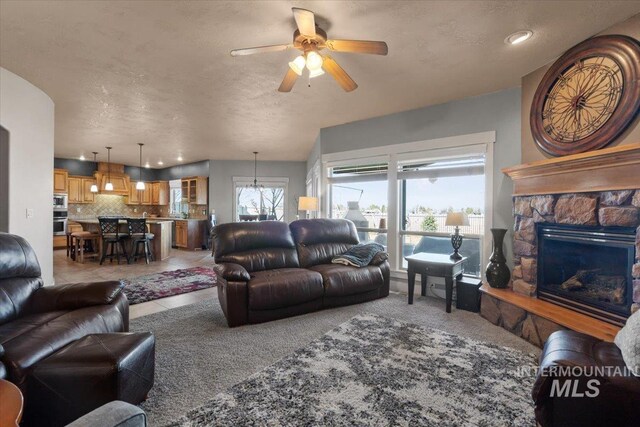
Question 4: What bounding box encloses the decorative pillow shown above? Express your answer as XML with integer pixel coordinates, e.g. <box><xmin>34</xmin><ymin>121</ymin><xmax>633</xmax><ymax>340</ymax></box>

<box><xmin>370</xmin><ymin>251</ymin><xmax>389</xmax><ymax>266</ymax></box>
<box><xmin>332</xmin><ymin>243</ymin><xmax>385</xmax><ymax>268</ymax></box>
<box><xmin>614</xmin><ymin>309</ymin><xmax>640</xmax><ymax>377</ymax></box>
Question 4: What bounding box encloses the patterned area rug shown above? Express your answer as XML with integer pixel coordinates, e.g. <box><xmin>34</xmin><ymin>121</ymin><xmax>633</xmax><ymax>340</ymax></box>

<box><xmin>121</xmin><ymin>267</ymin><xmax>217</xmax><ymax>305</ymax></box>
<box><xmin>169</xmin><ymin>313</ymin><xmax>537</xmax><ymax>426</ymax></box>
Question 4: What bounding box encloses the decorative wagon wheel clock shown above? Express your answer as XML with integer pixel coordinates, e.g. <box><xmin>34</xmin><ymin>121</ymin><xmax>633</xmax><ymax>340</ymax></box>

<box><xmin>530</xmin><ymin>35</ymin><xmax>640</xmax><ymax>156</ymax></box>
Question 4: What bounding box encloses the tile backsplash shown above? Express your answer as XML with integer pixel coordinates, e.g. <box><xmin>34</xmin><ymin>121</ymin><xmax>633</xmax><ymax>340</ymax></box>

<box><xmin>69</xmin><ymin>194</ymin><xmax>161</xmax><ymax>219</ymax></box>
<box><xmin>68</xmin><ymin>195</ymin><xmax>208</xmax><ymax>219</ymax></box>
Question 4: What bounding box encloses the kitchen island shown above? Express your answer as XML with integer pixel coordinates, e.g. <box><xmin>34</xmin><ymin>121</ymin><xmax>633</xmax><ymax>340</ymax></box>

<box><xmin>71</xmin><ymin>218</ymin><xmax>174</xmax><ymax>261</ymax></box>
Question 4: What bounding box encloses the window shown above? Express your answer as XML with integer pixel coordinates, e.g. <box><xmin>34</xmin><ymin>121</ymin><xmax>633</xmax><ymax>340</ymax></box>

<box><xmin>399</xmin><ymin>155</ymin><xmax>485</xmax><ymax>276</ymax></box>
<box><xmin>322</xmin><ymin>131</ymin><xmax>495</xmax><ymax>280</ymax></box>
<box><xmin>169</xmin><ymin>180</ymin><xmax>183</xmax><ymax>216</ymax></box>
<box><xmin>328</xmin><ymin>162</ymin><xmax>388</xmax><ymax>247</ymax></box>
<box><xmin>233</xmin><ymin>177</ymin><xmax>289</xmax><ymax>222</ymax></box>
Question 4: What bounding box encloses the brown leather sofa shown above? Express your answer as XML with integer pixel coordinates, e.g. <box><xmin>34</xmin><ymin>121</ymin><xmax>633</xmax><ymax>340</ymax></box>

<box><xmin>213</xmin><ymin>218</ymin><xmax>390</xmax><ymax>327</ymax></box>
<box><xmin>0</xmin><ymin>232</ymin><xmax>129</xmax><ymax>396</ymax></box>
<box><xmin>532</xmin><ymin>330</ymin><xmax>640</xmax><ymax>427</ymax></box>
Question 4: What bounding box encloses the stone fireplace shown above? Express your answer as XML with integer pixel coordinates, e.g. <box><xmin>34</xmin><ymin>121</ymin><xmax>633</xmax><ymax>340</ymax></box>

<box><xmin>480</xmin><ymin>145</ymin><xmax>640</xmax><ymax>347</ymax></box>
<box><xmin>511</xmin><ymin>190</ymin><xmax>640</xmax><ymax>323</ymax></box>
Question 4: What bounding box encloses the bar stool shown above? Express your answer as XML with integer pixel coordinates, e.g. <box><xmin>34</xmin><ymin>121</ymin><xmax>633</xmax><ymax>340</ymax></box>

<box><xmin>127</xmin><ymin>218</ymin><xmax>155</xmax><ymax>264</ymax></box>
<box><xmin>99</xmin><ymin>217</ymin><xmax>129</xmax><ymax>265</ymax></box>
<box><xmin>66</xmin><ymin>222</ymin><xmax>83</xmax><ymax>260</ymax></box>
<box><xmin>71</xmin><ymin>231</ymin><xmax>100</xmax><ymax>263</ymax></box>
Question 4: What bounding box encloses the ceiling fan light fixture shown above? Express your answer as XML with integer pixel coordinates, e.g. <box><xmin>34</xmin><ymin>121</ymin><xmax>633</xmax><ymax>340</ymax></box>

<box><xmin>505</xmin><ymin>30</ymin><xmax>533</xmax><ymax>45</ymax></box>
<box><xmin>305</xmin><ymin>51</ymin><xmax>323</xmax><ymax>71</ymax></box>
<box><xmin>288</xmin><ymin>55</ymin><xmax>306</xmax><ymax>76</ymax></box>
<box><xmin>309</xmin><ymin>67</ymin><xmax>325</xmax><ymax>78</ymax></box>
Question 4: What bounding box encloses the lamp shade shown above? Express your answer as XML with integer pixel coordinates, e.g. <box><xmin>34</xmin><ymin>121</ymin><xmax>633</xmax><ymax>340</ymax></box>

<box><xmin>445</xmin><ymin>211</ymin><xmax>469</xmax><ymax>227</ymax></box>
<box><xmin>298</xmin><ymin>196</ymin><xmax>319</xmax><ymax>211</ymax></box>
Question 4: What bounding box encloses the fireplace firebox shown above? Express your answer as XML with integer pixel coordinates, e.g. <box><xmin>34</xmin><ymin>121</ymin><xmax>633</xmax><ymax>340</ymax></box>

<box><xmin>537</xmin><ymin>224</ymin><xmax>635</xmax><ymax>326</ymax></box>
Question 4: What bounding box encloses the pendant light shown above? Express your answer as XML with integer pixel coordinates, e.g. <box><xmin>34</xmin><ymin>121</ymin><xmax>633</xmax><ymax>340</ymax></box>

<box><xmin>246</xmin><ymin>151</ymin><xmax>264</xmax><ymax>189</ymax></box>
<box><xmin>136</xmin><ymin>143</ymin><xmax>145</xmax><ymax>190</ymax></box>
<box><xmin>105</xmin><ymin>146</ymin><xmax>114</xmax><ymax>191</ymax></box>
<box><xmin>90</xmin><ymin>152</ymin><xmax>99</xmax><ymax>193</ymax></box>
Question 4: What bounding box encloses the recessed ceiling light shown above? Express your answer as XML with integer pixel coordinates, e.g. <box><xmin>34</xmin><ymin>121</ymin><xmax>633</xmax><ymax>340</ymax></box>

<box><xmin>177</xmin><ymin>156</ymin><xmax>183</xmax><ymax>162</ymax></box>
<box><xmin>145</xmin><ymin>162</ymin><xmax>150</xmax><ymax>168</ymax></box>
<box><xmin>505</xmin><ymin>30</ymin><xmax>533</xmax><ymax>45</ymax></box>
<box><xmin>157</xmin><ymin>160</ymin><xmax>164</xmax><ymax>166</ymax></box>
<box><xmin>79</xmin><ymin>155</ymin><xmax>86</xmax><ymax>161</ymax></box>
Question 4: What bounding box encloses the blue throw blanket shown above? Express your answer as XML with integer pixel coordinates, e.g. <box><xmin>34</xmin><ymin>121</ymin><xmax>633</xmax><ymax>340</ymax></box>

<box><xmin>332</xmin><ymin>243</ymin><xmax>385</xmax><ymax>267</ymax></box>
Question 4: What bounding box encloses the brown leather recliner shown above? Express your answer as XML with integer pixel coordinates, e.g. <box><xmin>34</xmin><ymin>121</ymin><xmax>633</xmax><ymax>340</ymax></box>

<box><xmin>532</xmin><ymin>330</ymin><xmax>640</xmax><ymax>427</ymax></box>
<box><xmin>213</xmin><ymin>218</ymin><xmax>390</xmax><ymax>327</ymax></box>
<box><xmin>0</xmin><ymin>232</ymin><xmax>129</xmax><ymax>395</ymax></box>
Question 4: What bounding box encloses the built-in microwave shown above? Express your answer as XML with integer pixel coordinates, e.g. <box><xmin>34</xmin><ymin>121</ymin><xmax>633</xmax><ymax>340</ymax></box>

<box><xmin>53</xmin><ymin>193</ymin><xmax>68</xmax><ymax>211</ymax></box>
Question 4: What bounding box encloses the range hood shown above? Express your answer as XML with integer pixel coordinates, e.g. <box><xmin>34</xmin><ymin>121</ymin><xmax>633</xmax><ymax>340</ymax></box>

<box><xmin>94</xmin><ymin>162</ymin><xmax>130</xmax><ymax>195</ymax></box>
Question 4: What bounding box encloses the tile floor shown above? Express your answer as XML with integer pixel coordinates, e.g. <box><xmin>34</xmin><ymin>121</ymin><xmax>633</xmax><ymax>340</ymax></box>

<box><xmin>53</xmin><ymin>248</ymin><xmax>218</xmax><ymax>319</ymax></box>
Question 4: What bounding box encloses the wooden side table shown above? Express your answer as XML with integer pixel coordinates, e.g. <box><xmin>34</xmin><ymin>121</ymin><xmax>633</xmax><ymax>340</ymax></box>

<box><xmin>0</xmin><ymin>379</ymin><xmax>23</xmax><ymax>427</ymax></box>
<box><xmin>405</xmin><ymin>252</ymin><xmax>467</xmax><ymax>313</ymax></box>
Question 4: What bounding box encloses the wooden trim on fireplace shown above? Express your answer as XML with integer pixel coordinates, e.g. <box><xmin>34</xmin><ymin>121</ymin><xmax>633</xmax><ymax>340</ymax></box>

<box><xmin>480</xmin><ymin>284</ymin><xmax>621</xmax><ymax>342</ymax></box>
<box><xmin>502</xmin><ymin>144</ymin><xmax>640</xmax><ymax>196</ymax></box>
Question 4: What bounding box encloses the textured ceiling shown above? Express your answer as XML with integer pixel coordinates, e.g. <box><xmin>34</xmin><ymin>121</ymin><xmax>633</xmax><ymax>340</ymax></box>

<box><xmin>1</xmin><ymin>1</ymin><xmax>639</xmax><ymax>167</ymax></box>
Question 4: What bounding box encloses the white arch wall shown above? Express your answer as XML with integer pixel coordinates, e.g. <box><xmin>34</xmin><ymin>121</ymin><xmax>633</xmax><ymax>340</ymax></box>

<box><xmin>0</xmin><ymin>67</ymin><xmax>55</xmax><ymax>285</ymax></box>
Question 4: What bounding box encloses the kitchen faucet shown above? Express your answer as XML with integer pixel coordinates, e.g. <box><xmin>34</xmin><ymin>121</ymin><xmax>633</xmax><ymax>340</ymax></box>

<box><xmin>142</xmin><ymin>211</ymin><xmax>148</xmax><ymax>218</ymax></box>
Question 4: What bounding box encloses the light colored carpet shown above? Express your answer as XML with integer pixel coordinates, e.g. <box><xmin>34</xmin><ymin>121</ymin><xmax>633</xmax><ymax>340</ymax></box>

<box><xmin>130</xmin><ymin>292</ymin><xmax>539</xmax><ymax>426</ymax></box>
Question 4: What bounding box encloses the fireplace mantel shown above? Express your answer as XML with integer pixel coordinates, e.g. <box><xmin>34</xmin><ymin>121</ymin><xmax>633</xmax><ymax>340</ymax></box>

<box><xmin>502</xmin><ymin>144</ymin><xmax>640</xmax><ymax>196</ymax></box>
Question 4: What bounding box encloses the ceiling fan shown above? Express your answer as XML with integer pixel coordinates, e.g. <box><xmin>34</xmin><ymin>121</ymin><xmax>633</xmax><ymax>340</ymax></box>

<box><xmin>230</xmin><ymin>7</ymin><xmax>388</xmax><ymax>93</ymax></box>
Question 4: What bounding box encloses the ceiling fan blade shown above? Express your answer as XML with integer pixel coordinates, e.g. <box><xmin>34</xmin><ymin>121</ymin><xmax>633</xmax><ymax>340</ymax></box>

<box><xmin>325</xmin><ymin>39</ymin><xmax>388</xmax><ymax>55</ymax></box>
<box><xmin>292</xmin><ymin>7</ymin><xmax>316</xmax><ymax>38</ymax></box>
<box><xmin>278</xmin><ymin>68</ymin><xmax>299</xmax><ymax>92</ymax></box>
<box><xmin>230</xmin><ymin>44</ymin><xmax>293</xmax><ymax>57</ymax></box>
<box><xmin>322</xmin><ymin>55</ymin><xmax>358</xmax><ymax>92</ymax></box>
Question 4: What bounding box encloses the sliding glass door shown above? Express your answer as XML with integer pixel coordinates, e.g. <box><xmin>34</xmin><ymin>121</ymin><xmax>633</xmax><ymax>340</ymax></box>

<box><xmin>324</xmin><ymin>135</ymin><xmax>493</xmax><ymax>280</ymax></box>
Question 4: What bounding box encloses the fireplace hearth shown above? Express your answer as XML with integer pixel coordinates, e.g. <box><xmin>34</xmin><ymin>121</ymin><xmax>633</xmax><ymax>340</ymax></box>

<box><xmin>537</xmin><ymin>224</ymin><xmax>635</xmax><ymax>326</ymax></box>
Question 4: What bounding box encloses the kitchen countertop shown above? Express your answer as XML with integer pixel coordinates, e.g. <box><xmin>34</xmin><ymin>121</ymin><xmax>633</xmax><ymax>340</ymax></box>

<box><xmin>70</xmin><ymin>217</ymin><xmax>207</xmax><ymax>223</ymax></box>
<box><xmin>71</xmin><ymin>218</ymin><xmax>175</xmax><ymax>224</ymax></box>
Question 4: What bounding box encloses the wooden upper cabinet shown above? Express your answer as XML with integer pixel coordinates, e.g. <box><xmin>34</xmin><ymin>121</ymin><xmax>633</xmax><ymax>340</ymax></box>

<box><xmin>53</xmin><ymin>169</ymin><xmax>68</xmax><ymax>193</ymax></box>
<box><xmin>152</xmin><ymin>181</ymin><xmax>169</xmax><ymax>205</ymax></box>
<box><xmin>127</xmin><ymin>181</ymin><xmax>168</xmax><ymax>206</ymax></box>
<box><xmin>67</xmin><ymin>177</ymin><xmax>82</xmax><ymax>203</ymax></box>
<box><xmin>67</xmin><ymin>176</ymin><xmax>97</xmax><ymax>204</ymax></box>
<box><xmin>181</xmin><ymin>177</ymin><xmax>207</xmax><ymax>205</ymax></box>
<box><xmin>82</xmin><ymin>178</ymin><xmax>96</xmax><ymax>203</ymax></box>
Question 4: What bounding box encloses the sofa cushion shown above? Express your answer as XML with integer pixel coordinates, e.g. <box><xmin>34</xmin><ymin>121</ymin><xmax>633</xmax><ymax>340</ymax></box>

<box><xmin>248</xmin><ymin>268</ymin><xmax>323</xmax><ymax>311</ymax></box>
<box><xmin>0</xmin><ymin>310</ymin><xmax>68</xmax><ymax>344</ymax></box>
<box><xmin>290</xmin><ymin>219</ymin><xmax>359</xmax><ymax>267</ymax></box>
<box><xmin>213</xmin><ymin>221</ymin><xmax>299</xmax><ymax>272</ymax></box>
<box><xmin>1</xmin><ymin>304</ymin><xmax>126</xmax><ymax>389</ymax></box>
<box><xmin>309</xmin><ymin>264</ymin><xmax>384</xmax><ymax>297</ymax></box>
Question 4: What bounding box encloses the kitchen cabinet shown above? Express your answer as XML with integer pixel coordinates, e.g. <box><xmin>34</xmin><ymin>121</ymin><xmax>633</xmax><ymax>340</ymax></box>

<box><xmin>82</xmin><ymin>178</ymin><xmax>96</xmax><ymax>203</ymax></box>
<box><xmin>68</xmin><ymin>177</ymin><xmax>82</xmax><ymax>203</ymax></box>
<box><xmin>174</xmin><ymin>219</ymin><xmax>205</xmax><ymax>250</ymax></box>
<box><xmin>181</xmin><ymin>177</ymin><xmax>207</xmax><ymax>205</ymax></box>
<box><xmin>126</xmin><ymin>181</ymin><xmax>167</xmax><ymax>206</ymax></box>
<box><xmin>53</xmin><ymin>169</ymin><xmax>68</xmax><ymax>193</ymax></box>
<box><xmin>67</xmin><ymin>176</ymin><xmax>96</xmax><ymax>204</ymax></box>
<box><xmin>152</xmin><ymin>181</ymin><xmax>169</xmax><ymax>205</ymax></box>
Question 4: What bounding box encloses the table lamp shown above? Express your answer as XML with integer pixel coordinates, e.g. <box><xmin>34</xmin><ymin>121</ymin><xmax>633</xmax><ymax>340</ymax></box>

<box><xmin>445</xmin><ymin>211</ymin><xmax>469</xmax><ymax>260</ymax></box>
<box><xmin>298</xmin><ymin>196</ymin><xmax>319</xmax><ymax>219</ymax></box>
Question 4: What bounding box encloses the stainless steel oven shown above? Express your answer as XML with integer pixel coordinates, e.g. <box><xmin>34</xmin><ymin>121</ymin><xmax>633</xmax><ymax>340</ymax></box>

<box><xmin>53</xmin><ymin>211</ymin><xmax>68</xmax><ymax>235</ymax></box>
<box><xmin>53</xmin><ymin>193</ymin><xmax>68</xmax><ymax>211</ymax></box>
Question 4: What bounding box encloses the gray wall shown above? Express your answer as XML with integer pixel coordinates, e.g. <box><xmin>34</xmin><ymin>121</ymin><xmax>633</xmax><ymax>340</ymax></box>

<box><xmin>54</xmin><ymin>158</ymin><xmax>209</xmax><ymax>182</ymax></box>
<box><xmin>306</xmin><ymin>133</ymin><xmax>321</xmax><ymax>171</ymax></box>
<box><xmin>0</xmin><ymin>126</ymin><xmax>8</xmax><ymax>232</ymax></box>
<box><xmin>209</xmin><ymin>160</ymin><xmax>307</xmax><ymax>224</ymax></box>
<box><xmin>315</xmin><ymin>87</ymin><xmax>521</xmax><ymax>265</ymax></box>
